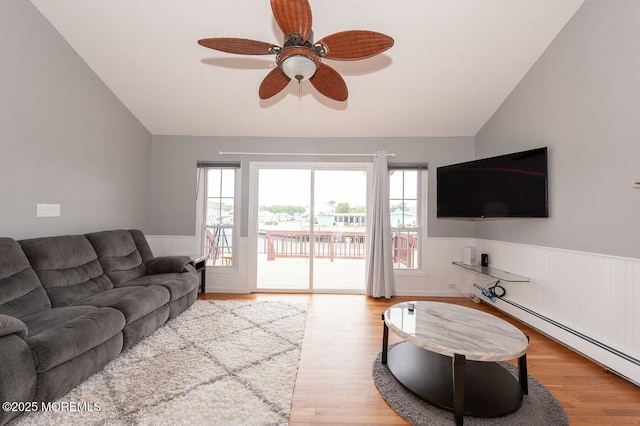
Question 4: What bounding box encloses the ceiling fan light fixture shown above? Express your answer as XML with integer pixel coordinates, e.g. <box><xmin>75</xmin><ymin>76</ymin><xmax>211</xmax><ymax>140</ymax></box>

<box><xmin>281</xmin><ymin>54</ymin><xmax>317</xmax><ymax>81</ymax></box>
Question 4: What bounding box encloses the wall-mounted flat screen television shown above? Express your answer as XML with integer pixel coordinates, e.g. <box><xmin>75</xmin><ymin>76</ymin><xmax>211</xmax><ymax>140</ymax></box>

<box><xmin>437</xmin><ymin>147</ymin><xmax>548</xmax><ymax>218</ymax></box>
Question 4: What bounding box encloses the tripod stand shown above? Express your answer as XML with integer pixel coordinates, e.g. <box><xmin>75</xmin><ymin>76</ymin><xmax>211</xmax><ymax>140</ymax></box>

<box><xmin>213</xmin><ymin>227</ymin><xmax>231</xmax><ymax>266</ymax></box>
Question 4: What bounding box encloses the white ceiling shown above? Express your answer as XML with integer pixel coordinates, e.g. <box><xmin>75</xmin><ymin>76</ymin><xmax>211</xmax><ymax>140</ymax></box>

<box><xmin>30</xmin><ymin>0</ymin><xmax>584</xmax><ymax>138</ymax></box>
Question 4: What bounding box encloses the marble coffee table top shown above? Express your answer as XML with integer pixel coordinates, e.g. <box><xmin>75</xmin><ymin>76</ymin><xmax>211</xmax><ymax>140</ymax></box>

<box><xmin>384</xmin><ymin>301</ymin><xmax>528</xmax><ymax>361</ymax></box>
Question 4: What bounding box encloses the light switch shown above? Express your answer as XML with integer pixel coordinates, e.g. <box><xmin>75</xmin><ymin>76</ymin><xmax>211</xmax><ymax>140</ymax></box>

<box><xmin>36</xmin><ymin>204</ymin><xmax>61</xmax><ymax>217</ymax></box>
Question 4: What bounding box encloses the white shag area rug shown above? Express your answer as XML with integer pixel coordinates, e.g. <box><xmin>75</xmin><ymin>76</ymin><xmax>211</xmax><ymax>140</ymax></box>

<box><xmin>12</xmin><ymin>300</ymin><xmax>308</xmax><ymax>426</ymax></box>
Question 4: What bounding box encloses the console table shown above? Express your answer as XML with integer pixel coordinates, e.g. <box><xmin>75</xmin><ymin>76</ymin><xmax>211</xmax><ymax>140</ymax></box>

<box><xmin>382</xmin><ymin>301</ymin><xmax>529</xmax><ymax>426</ymax></box>
<box><xmin>452</xmin><ymin>261</ymin><xmax>529</xmax><ymax>301</ymax></box>
<box><xmin>190</xmin><ymin>255</ymin><xmax>207</xmax><ymax>293</ymax></box>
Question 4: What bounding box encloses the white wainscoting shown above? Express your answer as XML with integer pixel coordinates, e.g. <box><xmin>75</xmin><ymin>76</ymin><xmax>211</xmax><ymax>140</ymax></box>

<box><xmin>146</xmin><ymin>235</ymin><xmax>197</xmax><ymax>257</ymax></box>
<box><xmin>469</xmin><ymin>239</ymin><xmax>640</xmax><ymax>385</ymax></box>
<box><xmin>394</xmin><ymin>237</ymin><xmax>476</xmax><ymax>297</ymax></box>
<box><xmin>146</xmin><ymin>235</ymin><xmax>249</xmax><ymax>293</ymax></box>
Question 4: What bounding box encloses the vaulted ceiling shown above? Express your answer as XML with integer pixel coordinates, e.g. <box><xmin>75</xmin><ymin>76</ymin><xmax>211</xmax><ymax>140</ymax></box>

<box><xmin>30</xmin><ymin>0</ymin><xmax>584</xmax><ymax>137</ymax></box>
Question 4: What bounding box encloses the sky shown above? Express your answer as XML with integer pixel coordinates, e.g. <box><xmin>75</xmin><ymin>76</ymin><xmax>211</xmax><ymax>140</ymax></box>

<box><xmin>258</xmin><ymin>169</ymin><xmax>368</xmax><ymax>208</ymax></box>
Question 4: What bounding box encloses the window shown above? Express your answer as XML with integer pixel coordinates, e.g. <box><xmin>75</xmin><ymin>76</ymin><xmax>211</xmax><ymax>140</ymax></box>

<box><xmin>389</xmin><ymin>168</ymin><xmax>425</xmax><ymax>270</ymax></box>
<box><xmin>197</xmin><ymin>164</ymin><xmax>239</xmax><ymax>267</ymax></box>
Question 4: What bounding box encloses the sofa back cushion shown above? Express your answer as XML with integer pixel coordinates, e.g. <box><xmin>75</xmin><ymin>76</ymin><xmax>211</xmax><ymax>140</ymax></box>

<box><xmin>0</xmin><ymin>238</ymin><xmax>51</xmax><ymax>318</ymax></box>
<box><xmin>19</xmin><ymin>235</ymin><xmax>114</xmax><ymax>307</ymax></box>
<box><xmin>129</xmin><ymin>229</ymin><xmax>154</xmax><ymax>264</ymax></box>
<box><xmin>84</xmin><ymin>230</ymin><xmax>146</xmax><ymax>286</ymax></box>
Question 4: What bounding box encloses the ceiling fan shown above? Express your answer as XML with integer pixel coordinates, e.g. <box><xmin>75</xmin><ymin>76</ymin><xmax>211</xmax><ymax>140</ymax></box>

<box><xmin>198</xmin><ymin>0</ymin><xmax>394</xmax><ymax>102</ymax></box>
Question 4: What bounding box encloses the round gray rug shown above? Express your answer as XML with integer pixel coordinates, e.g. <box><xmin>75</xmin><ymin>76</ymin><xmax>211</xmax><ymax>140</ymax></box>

<box><xmin>372</xmin><ymin>349</ymin><xmax>568</xmax><ymax>426</ymax></box>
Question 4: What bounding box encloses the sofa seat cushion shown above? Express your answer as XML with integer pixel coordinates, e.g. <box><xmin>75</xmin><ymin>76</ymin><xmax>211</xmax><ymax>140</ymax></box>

<box><xmin>21</xmin><ymin>306</ymin><xmax>125</xmax><ymax>373</ymax></box>
<box><xmin>71</xmin><ymin>285</ymin><xmax>170</xmax><ymax>325</ymax></box>
<box><xmin>121</xmin><ymin>272</ymin><xmax>198</xmax><ymax>302</ymax></box>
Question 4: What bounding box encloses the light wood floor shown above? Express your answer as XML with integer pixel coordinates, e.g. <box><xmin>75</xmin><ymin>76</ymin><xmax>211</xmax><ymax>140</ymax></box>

<box><xmin>199</xmin><ymin>293</ymin><xmax>640</xmax><ymax>425</ymax></box>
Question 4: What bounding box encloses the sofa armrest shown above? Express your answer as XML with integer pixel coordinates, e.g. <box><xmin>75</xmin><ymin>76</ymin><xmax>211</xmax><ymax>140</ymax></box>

<box><xmin>145</xmin><ymin>256</ymin><xmax>193</xmax><ymax>275</ymax></box>
<box><xmin>0</xmin><ymin>324</ymin><xmax>37</xmax><ymax>425</ymax></box>
<box><xmin>0</xmin><ymin>314</ymin><xmax>28</xmax><ymax>339</ymax></box>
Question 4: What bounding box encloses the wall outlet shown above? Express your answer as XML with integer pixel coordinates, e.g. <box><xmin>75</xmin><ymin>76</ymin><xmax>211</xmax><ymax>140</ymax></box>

<box><xmin>36</xmin><ymin>204</ymin><xmax>61</xmax><ymax>217</ymax></box>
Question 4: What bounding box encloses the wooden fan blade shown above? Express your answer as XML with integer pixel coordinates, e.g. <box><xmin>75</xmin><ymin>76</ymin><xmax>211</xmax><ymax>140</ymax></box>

<box><xmin>270</xmin><ymin>0</ymin><xmax>312</xmax><ymax>42</ymax></box>
<box><xmin>198</xmin><ymin>38</ymin><xmax>278</xmax><ymax>55</ymax></box>
<box><xmin>309</xmin><ymin>63</ymin><xmax>348</xmax><ymax>101</ymax></box>
<box><xmin>259</xmin><ymin>67</ymin><xmax>291</xmax><ymax>99</ymax></box>
<box><xmin>317</xmin><ymin>31</ymin><xmax>394</xmax><ymax>60</ymax></box>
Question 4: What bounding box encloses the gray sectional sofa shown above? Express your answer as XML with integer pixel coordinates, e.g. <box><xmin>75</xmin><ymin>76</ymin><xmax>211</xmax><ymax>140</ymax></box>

<box><xmin>0</xmin><ymin>229</ymin><xmax>199</xmax><ymax>425</ymax></box>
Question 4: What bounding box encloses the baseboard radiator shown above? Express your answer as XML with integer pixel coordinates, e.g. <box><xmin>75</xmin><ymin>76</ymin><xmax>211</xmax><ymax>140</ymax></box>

<box><xmin>493</xmin><ymin>296</ymin><xmax>639</xmax><ymax>386</ymax></box>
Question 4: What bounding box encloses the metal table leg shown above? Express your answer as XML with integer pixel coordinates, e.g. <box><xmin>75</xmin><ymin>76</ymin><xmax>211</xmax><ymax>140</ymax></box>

<box><xmin>381</xmin><ymin>313</ymin><xmax>389</xmax><ymax>365</ymax></box>
<box><xmin>453</xmin><ymin>353</ymin><xmax>466</xmax><ymax>426</ymax></box>
<box><xmin>519</xmin><ymin>334</ymin><xmax>530</xmax><ymax>395</ymax></box>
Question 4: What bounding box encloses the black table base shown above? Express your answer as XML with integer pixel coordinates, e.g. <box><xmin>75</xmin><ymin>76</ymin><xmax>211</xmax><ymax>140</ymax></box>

<box><xmin>385</xmin><ymin>342</ymin><xmax>524</xmax><ymax>421</ymax></box>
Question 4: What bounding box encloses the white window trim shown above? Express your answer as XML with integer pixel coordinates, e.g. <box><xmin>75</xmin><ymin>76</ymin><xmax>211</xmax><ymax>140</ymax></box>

<box><xmin>392</xmin><ymin>169</ymin><xmax>428</xmax><ymax>276</ymax></box>
<box><xmin>195</xmin><ymin>166</ymin><xmax>241</xmax><ymax>273</ymax></box>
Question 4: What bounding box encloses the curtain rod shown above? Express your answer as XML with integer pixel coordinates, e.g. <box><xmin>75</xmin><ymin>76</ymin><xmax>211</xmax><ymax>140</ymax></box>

<box><xmin>218</xmin><ymin>151</ymin><xmax>395</xmax><ymax>157</ymax></box>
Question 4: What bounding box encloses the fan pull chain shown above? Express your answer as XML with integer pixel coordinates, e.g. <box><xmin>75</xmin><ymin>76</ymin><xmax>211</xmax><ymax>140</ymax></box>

<box><xmin>298</xmin><ymin>80</ymin><xmax>302</xmax><ymax>98</ymax></box>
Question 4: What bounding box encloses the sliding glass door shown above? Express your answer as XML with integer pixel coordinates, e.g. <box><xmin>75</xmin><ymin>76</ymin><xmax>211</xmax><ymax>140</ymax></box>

<box><xmin>251</xmin><ymin>163</ymin><xmax>369</xmax><ymax>293</ymax></box>
<box><xmin>312</xmin><ymin>169</ymin><xmax>367</xmax><ymax>291</ymax></box>
<box><xmin>256</xmin><ymin>168</ymin><xmax>311</xmax><ymax>290</ymax></box>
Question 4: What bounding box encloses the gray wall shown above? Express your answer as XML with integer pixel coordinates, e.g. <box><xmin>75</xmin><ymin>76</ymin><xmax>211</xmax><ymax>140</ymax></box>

<box><xmin>0</xmin><ymin>0</ymin><xmax>152</xmax><ymax>240</ymax></box>
<box><xmin>475</xmin><ymin>0</ymin><xmax>640</xmax><ymax>259</ymax></box>
<box><xmin>149</xmin><ymin>136</ymin><xmax>475</xmax><ymax>238</ymax></box>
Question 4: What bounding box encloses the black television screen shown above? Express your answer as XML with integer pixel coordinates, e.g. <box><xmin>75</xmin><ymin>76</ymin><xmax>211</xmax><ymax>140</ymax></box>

<box><xmin>437</xmin><ymin>147</ymin><xmax>548</xmax><ymax>218</ymax></box>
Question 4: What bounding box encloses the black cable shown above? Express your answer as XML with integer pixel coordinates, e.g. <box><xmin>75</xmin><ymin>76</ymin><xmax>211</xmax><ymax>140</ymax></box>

<box><xmin>493</xmin><ymin>284</ymin><xmax>506</xmax><ymax>298</ymax></box>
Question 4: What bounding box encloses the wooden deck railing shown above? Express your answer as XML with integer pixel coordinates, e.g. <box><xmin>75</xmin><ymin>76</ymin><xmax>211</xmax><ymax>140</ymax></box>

<box><xmin>266</xmin><ymin>230</ymin><xmax>366</xmax><ymax>261</ymax></box>
<box><xmin>392</xmin><ymin>232</ymin><xmax>418</xmax><ymax>269</ymax></box>
<box><xmin>265</xmin><ymin>230</ymin><xmax>417</xmax><ymax>268</ymax></box>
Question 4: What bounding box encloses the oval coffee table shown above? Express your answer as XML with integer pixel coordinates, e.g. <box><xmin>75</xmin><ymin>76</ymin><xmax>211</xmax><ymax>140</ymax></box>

<box><xmin>381</xmin><ymin>301</ymin><xmax>529</xmax><ymax>426</ymax></box>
